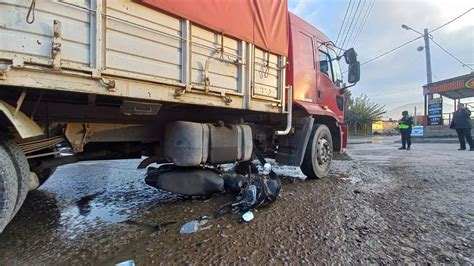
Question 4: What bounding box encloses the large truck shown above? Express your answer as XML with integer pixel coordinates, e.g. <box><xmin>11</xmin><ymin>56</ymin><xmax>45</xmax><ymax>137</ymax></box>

<box><xmin>0</xmin><ymin>0</ymin><xmax>360</xmax><ymax>232</ymax></box>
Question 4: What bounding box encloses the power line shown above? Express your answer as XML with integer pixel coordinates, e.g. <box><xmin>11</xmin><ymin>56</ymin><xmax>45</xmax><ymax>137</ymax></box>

<box><xmin>368</xmin><ymin>54</ymin><xmax>424</xmax><ymax>98</ymax></box>
<box><xmin>351</xmin><ymin>0</ymin><xmax>374</xmax><ymax>47</ymax></box>
<box><xmin>340</xmin><ymin>0</ymin><xmax>363</xmax><ymax>51</ymax></box>
<box><xmin>335</xmin><ymin>0</ymin><xmax>352</xmax><ymax>46</ymax></box>
<box><xmin>370</xmin><ymin>86</ymin><xmax>420</xmax><ymax>98</ymax></box>
<box><xmin>360</xmin><ymin>7</ymin><xmax>474</xmax><ymax>68</ymax></box>
<box><xmin>344</xmin><ymin>0</ymin><xmax>368</xmax><ymax>49</ymax></box>
<box><xmin>430</xmin><ymin>7</ymin><xmax>474</xmax><ymax>33</ymax></box>
<box><xmin>360</xmin><ymin>36</ymin><xmax>422</xmax><ymax>66</ymax></box>
<box><xmin>337</xmin><ymin>0</ymin><xmax>356</xmax><ymax>47</ymax></box>
<box><xmin>340</xmin><ymin>0</ymin><xmax>362</xmax><ymax>50</ymax></box>
<box><xmin>430</xmin><ymin>38</ymin><xmax>474</xmax><ymax>70</ymax></box>
<box><xmin>352</xmin><ymin>0</ymin><xmax>376</xmax><ymax>47</ymax></box>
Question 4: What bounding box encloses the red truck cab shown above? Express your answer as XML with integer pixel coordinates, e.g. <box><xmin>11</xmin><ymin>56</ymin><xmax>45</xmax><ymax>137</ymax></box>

<box><xmin>287</xmin><ymin>13</ymin><xmax>355</xmax><ymax>153</ymax></box>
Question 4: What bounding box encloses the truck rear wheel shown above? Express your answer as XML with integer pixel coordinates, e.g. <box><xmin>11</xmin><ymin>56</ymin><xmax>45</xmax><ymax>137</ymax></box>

<box><xmin>0</xmin><ymin>143</ymin><xmax>19</xmax><ymax>233</ymax></box>
<box><xmin>2</xmin><ymin>140</ymin><xmax>30</xmax><ymax>216</ymax></box>
<box><xmin>300</xmin><ymin>124</ymin><xmax>333</xmax><ymax>179</ymax></box>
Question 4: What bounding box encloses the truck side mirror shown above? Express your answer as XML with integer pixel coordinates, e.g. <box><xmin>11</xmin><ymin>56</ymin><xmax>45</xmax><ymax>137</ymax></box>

<box><xmin>343</xmin><ymin>48</ymin><xmax>357</xmax><ymax>65</ymax></box>
<box><xmin>348</xmin><ymin>61</ymin><xmax>360</xmax><ymax>84</ymax></box>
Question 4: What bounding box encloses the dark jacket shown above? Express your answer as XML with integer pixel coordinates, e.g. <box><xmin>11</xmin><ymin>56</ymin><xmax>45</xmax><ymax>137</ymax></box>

<box><xmin>450</xmin><ymin>108</ymin><xmax>472</xmax><ymax>129</ymax></box>
<box><xmin>399</xmin><ymin>115</ymin><xmax>413</xmax><ymax>130</ymax></box>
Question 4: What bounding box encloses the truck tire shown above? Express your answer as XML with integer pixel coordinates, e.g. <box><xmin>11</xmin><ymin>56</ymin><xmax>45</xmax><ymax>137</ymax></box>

<box><xmin>300</xmin><ymin>124</ymin><xmax>333</xmax><ymax>179</ymax></box>
<box><xmin>0</xmin><ymin>144</ymin><xmax>19</xmax><ymax>233</ymax></box>
<box><xmin>1</xmin><ymin>140</ymin><xmax>29</xmax><ymax>217</ymax></box>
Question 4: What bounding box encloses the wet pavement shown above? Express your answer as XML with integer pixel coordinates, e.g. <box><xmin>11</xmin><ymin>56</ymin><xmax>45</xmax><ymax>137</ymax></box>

<box><xmin>0</xmin><ymin>137</ymin><xmax>473</xmax><ymax>264</ymax></box>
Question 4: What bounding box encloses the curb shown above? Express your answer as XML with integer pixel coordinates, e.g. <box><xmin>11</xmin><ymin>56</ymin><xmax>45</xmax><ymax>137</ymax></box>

<box><xmin>394</xmin><ymin>138</ymin><xmax>458</xmax><ymax>144</ymax></box>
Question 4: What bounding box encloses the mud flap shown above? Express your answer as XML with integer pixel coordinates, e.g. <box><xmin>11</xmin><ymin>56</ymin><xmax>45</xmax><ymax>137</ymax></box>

<box><xmin>275</xmin><ymin>116</ymin><xmax>314</xmax><ymax>166</ymax></box>
<box><xmin>0</xmin><ymin>100</ymin><xmax>43</xmax><ymax>139</ymax></box>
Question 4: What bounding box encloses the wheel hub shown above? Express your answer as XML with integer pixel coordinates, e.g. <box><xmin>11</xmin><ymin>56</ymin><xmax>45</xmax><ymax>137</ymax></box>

<box><xmin>316</xmin><ymin>138</ymin><xmax>332</xmax><ymax>165</ymax></box>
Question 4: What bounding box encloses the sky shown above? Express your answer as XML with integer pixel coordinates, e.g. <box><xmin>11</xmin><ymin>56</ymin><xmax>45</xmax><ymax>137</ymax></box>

<box><xmin>288</xmin><ymin>0</ymin><xmax>474</xmax><ymax>114</ymax></box>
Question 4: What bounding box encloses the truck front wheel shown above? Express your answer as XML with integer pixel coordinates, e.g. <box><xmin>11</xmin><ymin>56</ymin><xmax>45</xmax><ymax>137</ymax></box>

<box><xmin>0</xmin><ymin>143</ymin><xmax>19</xmax><ymax>233</ymax></box>
<box><xmin>300</xmin><ymin>124</ymin><xmax>333</xmax><ymax>179</ymax></box>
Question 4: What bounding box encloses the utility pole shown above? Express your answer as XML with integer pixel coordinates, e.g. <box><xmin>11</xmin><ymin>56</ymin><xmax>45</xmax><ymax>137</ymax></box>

<box><xmin>402</xmin><ymin>25</ymin><xmax>434</xmax><ymax>119</ymax></box>
<box><xmin>423</xmin><ymin>28</ymin><xmax>433</xmax><ymax>119</ymax></box>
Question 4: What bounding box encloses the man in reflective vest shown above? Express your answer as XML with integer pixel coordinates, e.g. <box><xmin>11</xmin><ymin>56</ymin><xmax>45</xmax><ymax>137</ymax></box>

<box><xmin>398</xmin><ymin>110</ymin><xmax>413</xmax><ymax>150</ymax></box>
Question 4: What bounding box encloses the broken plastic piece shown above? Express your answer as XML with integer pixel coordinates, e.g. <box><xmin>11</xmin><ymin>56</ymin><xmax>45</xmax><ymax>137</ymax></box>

<box><xmin>241</xmin><ymin>211</ymin><xmax>254</xmax><ymax>222</ymax></box>
<box><xmin>179</xmin><ymin>216</ymin><xmax>209</xmax><ymax>234</ymax></box>
<box><xmin>263</xmin><ymin>163</ymin><xmax>272</xmax><ymax>175</ymax></box>
<box><xmin>115</xmin><ymin>260</ymin><xmax>135</xmax><ymax>266</ymax></box>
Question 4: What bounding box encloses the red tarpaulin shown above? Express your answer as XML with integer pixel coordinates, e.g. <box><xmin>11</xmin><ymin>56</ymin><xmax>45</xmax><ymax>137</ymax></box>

<box><xmin>140</xmin><ymin>0</ymin><xmax>289</xmax><ymax>56</ymax></box>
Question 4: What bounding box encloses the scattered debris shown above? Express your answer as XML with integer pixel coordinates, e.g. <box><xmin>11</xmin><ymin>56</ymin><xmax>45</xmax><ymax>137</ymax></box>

<box><xmin>241</xmin><ymin>211</ymin><xmax>254</xmax><ymax>222</ymax></box>
<box><xmin>153</xmin><ymin>221</ymin><xmax>177</xmax><ymax>231</ymax></box>
<box><xmin>115</xmin><ymin>260</ymin><xmax>135</xmax><ymax>266</ymax></box>
<box><xmin>340</xmin><ymin>176</ymin><xmax>351</xmax><ymax>182</ymax></box>
<box><xmin>199</xmin><ymin>225</ymin><xmax>213</xmax><ymax>231</ymax></box>
<box><xmin>215</xmin><ymin>149</ymin><xmax>281</xmax><ymax>220</ymax></box>
<box><xmin>124</xmin><ymin>220</ymin><xmax>176</xmax><ymax>232</ymax></box>
<box><xmin>180</xmin><ymin>215</ymin><xmax>210</xmax><ymax>234</ymax></box>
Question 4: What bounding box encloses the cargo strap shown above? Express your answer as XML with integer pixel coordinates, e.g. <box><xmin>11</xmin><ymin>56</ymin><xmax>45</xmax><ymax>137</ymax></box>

<box><xmin>219</xmin><ymin>30</ymin><xmax>225</xmax><ymax>61</ymax></box>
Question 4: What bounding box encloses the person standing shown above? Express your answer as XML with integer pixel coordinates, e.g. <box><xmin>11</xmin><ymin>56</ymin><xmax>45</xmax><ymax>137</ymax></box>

<box><xmin>450</xmin><ymin>103</ymin><xmax>473</xmax><ymax>151</ymax></box>
<box><xmin>399</xmin><ymin>110</ymin><xmax>413</xmax><ymax>150</ymax></box>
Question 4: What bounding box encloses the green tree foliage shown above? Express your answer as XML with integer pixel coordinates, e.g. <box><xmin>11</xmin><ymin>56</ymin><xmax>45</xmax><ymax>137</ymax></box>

<box><xmin>344</xmin><ymin>90</ymin><xmax>353</xmax><ymax>107</ymax></box>
<box><xmin>344</xmin><ymin>92</ymin><xmax>386</xmax><ymax>134</ymax></box>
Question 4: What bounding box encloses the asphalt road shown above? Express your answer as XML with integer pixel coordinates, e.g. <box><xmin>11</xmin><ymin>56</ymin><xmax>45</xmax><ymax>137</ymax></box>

<box><xmin>0</xmin><ymin>137</ymin><xmax>472</xmax><ymax>264</ymax></box>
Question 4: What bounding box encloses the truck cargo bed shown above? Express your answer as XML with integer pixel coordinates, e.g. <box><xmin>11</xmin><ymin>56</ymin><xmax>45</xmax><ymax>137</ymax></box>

<box><xmin>0</xmin><ymin>0</ymin><xmax>286</xmax><ymax>113</ymax></box>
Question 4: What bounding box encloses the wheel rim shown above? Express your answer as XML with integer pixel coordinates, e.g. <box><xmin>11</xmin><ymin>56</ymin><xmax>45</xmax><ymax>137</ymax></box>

<box><xmin>316</xmin><ymin>137</ymin><xmax>332</xmax><ymax>166</ymax></box>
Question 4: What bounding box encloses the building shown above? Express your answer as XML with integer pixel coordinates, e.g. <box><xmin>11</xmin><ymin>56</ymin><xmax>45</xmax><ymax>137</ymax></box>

<box><xmin>371</xmin><ymin>119</ymin><xmax>399</xmax><ymax>135</ymax></box>
<box><xmin>422</xmin><ymin>73</ymin><xmax>474</xmax><ymax>137</ymax></box>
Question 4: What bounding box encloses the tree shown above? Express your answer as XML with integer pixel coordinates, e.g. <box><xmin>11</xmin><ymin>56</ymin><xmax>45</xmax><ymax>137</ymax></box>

<box><xmin>344</xmin><ymin>90</ymin><xmax>353</xmax><ymax>107</ymax></box>
<box><xmin>344</xmin><ymin>93</ymin><xmax>386</xmax><ymax>135</ymax></box>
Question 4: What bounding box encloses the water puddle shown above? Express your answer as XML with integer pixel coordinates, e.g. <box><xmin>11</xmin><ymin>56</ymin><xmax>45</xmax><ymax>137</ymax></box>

<box><xmin>60</xmin><ymin>193</ymin><xmax>130</xmax><ymax>239</ymax></box>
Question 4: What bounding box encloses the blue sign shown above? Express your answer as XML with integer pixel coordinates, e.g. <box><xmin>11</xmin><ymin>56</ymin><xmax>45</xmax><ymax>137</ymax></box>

<box><xmin>428</xmin><ymin>98</ymin><xmax>443</xmax><ymax>126</ymax></box>
<box><xmin>411</xmin><ymin>126</ymin><xmax>424</xmax><ymax>137</ymax></box>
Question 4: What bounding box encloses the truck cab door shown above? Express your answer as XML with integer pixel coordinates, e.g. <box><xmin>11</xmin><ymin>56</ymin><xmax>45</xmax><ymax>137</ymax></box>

<box><xmin>316</xmin><ymin>44</ymin><xmax>344</xmax><ymax>121</ymax></box>
<box><xmin>292</xmin><ymin>32</ymin><xmax>317</xmax><ymax>102</ymax></box>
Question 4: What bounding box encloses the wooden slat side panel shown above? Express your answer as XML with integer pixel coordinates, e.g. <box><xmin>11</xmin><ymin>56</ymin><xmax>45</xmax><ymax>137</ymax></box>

<box><xmin>190</xmin><ymin>25</ymin><xmax>240</xmax><ymax>92</ymax></box>
<box><xmin>104</xmin><ymin>1</ymin><xmax>182</xmax><ymax>82</ymax></box>
<box><xmin>253</xmin><ymin>47</ymin><xmax>281</xmax><ymax>99</ymax></box>
<box><xmin>0</xmin><ymin>0</ymin><xmax>91</xmax><ymax>66</ymax></box>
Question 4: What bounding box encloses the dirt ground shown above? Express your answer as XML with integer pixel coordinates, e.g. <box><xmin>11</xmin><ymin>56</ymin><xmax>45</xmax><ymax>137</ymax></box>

<box><xmin>0</xmin><ymin>137</ymin><xmax>473</xmax><ymax>264</ymax></box>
